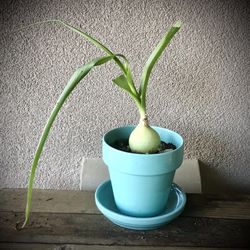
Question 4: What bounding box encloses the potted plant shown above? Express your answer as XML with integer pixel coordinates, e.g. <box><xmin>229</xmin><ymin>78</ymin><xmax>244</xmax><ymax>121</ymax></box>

<box><xmin>19</xmin><ymin>20</ymin><xmax>185</xmax><ymax>230</ymax></box>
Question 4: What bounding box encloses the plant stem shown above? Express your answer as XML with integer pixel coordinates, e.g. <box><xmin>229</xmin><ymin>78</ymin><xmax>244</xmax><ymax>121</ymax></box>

<box><xmin>129</xmin><ymin>93</ymin><xmax>145</xmax><ymax>118</ymax></box>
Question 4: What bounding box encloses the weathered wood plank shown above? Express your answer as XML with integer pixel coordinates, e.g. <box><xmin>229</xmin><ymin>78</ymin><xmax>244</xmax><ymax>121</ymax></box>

<box><xmin>1</xmin><ymin>189</ymin><xmax>249</xmax><ymax>220</ymax></box>
<box><xmin>0</xmin><ymin>212</ymin><xmax>249</xmax><ymax>248</ymax></box>
<box><xmin>0</xmin><ymin>189</ymin><xmax>98</xmax><ymax>214</ymax></box>
<box><xmin>184</xmin><ymin>194</ymin><xmax>250</xmax><ymax>220</ymax></box>
<box><xmin>0</xmin><ymin>243</ymin><xmax>246</xmax><ymax>250</ymax></box>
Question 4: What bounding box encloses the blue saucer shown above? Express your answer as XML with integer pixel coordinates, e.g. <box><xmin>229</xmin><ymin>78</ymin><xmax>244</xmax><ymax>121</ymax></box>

<box><xmin>95</xmin><ymin>180</ymin><xmax>186</xmax><ymax>230</ymax></box>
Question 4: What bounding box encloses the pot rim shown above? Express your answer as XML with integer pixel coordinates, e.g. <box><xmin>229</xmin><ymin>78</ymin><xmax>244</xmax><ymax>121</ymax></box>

<box><xmin>103</xmin><ymin>125</ymin><xmax>184</xmax><ymax>158</ymax></box>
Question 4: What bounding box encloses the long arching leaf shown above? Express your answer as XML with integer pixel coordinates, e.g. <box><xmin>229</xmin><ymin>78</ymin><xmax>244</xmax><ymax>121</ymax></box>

<box><xmin>17</xmin><ymin>20</ymin><xmax>140</xmax><ymax>96</ymax></box>
<box><xmin>17</xmin><ymin>20</ymin><xmax>127</xmax><ymax>75</ymax></box>
<box><xmin>51</xmin><ymin>22</ymin><xmax>139</xmax><ymax>98</ymax></box>
<box><xmin>20</xmin><ymin>55</ymin><xmax>114</xmax><ymax>229</ymax></box>
<box><xmin>140</xmin><ymin>21</ymin><xmax>182</xmax><ymax>109</ymax></box>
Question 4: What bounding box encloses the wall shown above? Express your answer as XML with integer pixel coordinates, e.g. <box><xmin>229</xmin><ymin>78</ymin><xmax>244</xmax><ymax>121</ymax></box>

<box><xmin>0</xmin><ymin>0</ymin><xmax>249</xmax><ymax>193</ymax></box>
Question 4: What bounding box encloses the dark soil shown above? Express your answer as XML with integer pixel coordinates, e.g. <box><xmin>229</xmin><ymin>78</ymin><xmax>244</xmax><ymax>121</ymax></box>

<box><xmin>111</xmin><ymin>139</ymin><xmax>176</xmax><ymax>154</ymax></box>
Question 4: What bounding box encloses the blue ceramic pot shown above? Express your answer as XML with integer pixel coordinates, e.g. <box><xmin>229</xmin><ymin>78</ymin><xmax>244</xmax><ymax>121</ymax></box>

<box><xmin>102</xmin><ymin>126</ymin><xmax>184</xmax><ymax>217</ymax></box>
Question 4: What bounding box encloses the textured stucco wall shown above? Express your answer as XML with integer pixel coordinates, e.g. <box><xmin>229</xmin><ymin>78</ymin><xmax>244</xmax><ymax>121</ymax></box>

<box><xmin>0</xmin><ymin>0</ymin><xmax>249</xmax><ymax>193</ymax></box>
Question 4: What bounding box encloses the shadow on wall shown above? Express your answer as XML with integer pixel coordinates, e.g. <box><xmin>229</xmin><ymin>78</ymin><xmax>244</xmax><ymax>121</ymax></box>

<box><xmin>184</xmin><ymin>124</ymin><xmax>249</xmax><ymax>194</ymax></box>
<box><xmin>199</xmin><ymin>160</ymin><xmax>250</xmax><ymax>195</ymax></box>
<box><xmin>199</xmin><ymin>161</ymin><xmax>229</xmax><ymax>194</ymax></box>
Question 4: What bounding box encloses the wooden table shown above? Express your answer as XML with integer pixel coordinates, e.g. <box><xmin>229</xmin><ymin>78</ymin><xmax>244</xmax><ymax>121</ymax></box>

<box><xmin>0</xmin><ymin>189</ymin><xmax>249</xmax><ymax>249</ymax></box>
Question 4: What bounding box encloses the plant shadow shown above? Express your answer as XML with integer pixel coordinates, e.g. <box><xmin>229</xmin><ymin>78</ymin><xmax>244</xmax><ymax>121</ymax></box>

<box><xmin>183</xmin><ymin>126</ymin><xmax>249</xmax><ymax>195</ymax></box>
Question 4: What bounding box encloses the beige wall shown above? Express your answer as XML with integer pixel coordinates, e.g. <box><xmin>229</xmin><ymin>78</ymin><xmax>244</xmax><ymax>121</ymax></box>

<box><xmin>0</xmin><ymin>0</ymin><xmax>249</xmax><ymax>193</ymax></box>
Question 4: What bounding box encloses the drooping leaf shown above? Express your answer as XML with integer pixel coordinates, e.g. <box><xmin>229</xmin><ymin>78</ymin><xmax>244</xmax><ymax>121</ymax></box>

<box><xmin>16</xmin><ymin>20</ymin><xmax>127</xmax><ymax>74</ymax></box>
<box><xmin>17</xmin><ymin>19</ymin><xmax>139</xmax><ymax>101</ymax></box>
<box><xmin>57</xmin><ymin>21</ymin><xmax>114</xmax><ymax>56</ymax></box>
<box><xmin>21</xmin><ymin>55</ymin><xmax>114</xmax><ymax>229</ymax></box>
<box><xmin>140</xmin><ymin>21</ymin><xmax>182</xmax><ymax>108</ymax></box>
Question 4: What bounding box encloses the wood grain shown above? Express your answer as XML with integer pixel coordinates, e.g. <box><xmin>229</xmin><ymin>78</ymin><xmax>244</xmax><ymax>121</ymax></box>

<box><xmin>0</xmin><ymin>243</ymin><xmax>247</xmax><ymax>250</ymax></box>
<box><xmin>0</xmin><ymin>189</ymin><xmax>98</xmax><ymax>214</ymax></box>
<box><xmin>0</xmin><ymin>212</ymin><xmax>249</xmax><ymax>248</ymax></box>
<box><xmin>184</xmin><ymin>193</ymin><xmax>250</xmax><ymax>219</ymax></box>
<box><xmin>0</xmin><ymin>189</ymin><xmax>250</xmax><ymax>249</ymax></box>
<box><xmin>0</xmin><ymin>189</ymin><xmax>249</xmax><ymax>219</ymax></box>
<box><xmin>0</xmin><ymin>243</ymin><xmax>246</xmax><ymax>250</ymax></box>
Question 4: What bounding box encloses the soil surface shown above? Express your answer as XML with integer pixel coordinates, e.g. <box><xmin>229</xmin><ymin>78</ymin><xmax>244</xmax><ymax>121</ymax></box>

<box><xmin>111</xmin><ymin>139</ymin><xmax>176</xmax><ymax>154</ymax></box>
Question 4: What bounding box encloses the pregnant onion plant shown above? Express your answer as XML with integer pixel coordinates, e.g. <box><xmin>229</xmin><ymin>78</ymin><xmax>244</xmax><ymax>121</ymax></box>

<box><xmin>20</xmin><ymin>20</ymin><xmax>181</xmax><ymax>228</ymax></box>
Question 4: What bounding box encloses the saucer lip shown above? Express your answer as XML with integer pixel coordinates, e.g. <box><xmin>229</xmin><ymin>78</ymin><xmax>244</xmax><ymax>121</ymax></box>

<box><xmin>95</xmin><ymin>180</ymin><xmax>186</xmax><ymax>227</ymax></box>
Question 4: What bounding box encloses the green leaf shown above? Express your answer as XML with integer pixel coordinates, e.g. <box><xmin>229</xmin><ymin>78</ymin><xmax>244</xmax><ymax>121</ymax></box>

<box><xmin>59</xmin><ymin>20</ymin><xmax>129</xmax><ymax>75</ymax></box>
<box><xmin>16</xmin><ymin>20</ymin><xmax>141</xmax><ymax>106</ymax></box>
<box><xmin>113</xmin><ymin>54</ymin><xmax>139</xmax><ymax>97</ymax></box>
<box><xmin>20</xmin><ymin>55</ymin><xmax>114</xmax><ymax>229</ymax></box>
<box><xmin>57</xmin><ymin>20</ymin><xmax>114</xmax><ymax>56</ymax></box>
<box><xmin>16</xmin><ymin>20</ymin><xmax>127</xmax><ymax>74</ymax></box>
<box><xmin>112</xmin><ymin>74</ymin><xmax>132</xmax><ymax>93</ymax></box>
<box><xmin>112</xmin><ymin>74</ymin><xmax>144</xmax><ymax>116</ymax></box>
<box><xmin>124</xmin><ymin>60</ymin><xmax>137</xmax><ymax>96</ymax></box>
<box><xmin>140</xmin><ymin>21</ymin><xmax>182</xmax><ymax>109</ymax></box>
